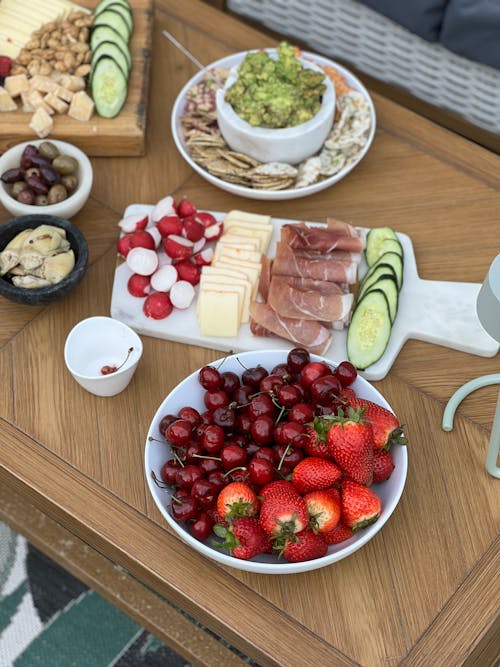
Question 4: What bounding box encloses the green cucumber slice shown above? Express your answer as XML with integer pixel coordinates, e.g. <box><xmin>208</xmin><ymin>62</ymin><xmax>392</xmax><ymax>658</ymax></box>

<box><xmin>362</xmin><ymin>277</ymin><xmax>399</xmax><ymax>323</ymax></box>
<box><xmin>90</xmin><ymin>26</ymin><xmax>131</xmax><ymax>67</ymax></box>
<box><xmin>347</xmin><ymin>290</ymin><xmax>392</xmax><ymax>370</ymax></box>
<box><xmin>95</xmin><ymin>0</ymin><xmax>131</xmax><ymax>11</ymax></box>
<box><xmin>91</xmin><ymin>57</ymin><xmax>128</xmax><ymax>118</ymax></box>
<box><xmin>362</xmin><ymin>252</ymin><xmax>403</xmax><ymax>290</ymax></box>
<box><xmin>359</xmin><ymin>264</ymin><xmax>397</xmax><ymax>293</ymax></box>
<box><xmin>93</xmin><ymin>8</ymin><xmax>131</xmax><ymax>42</ymax></box>
<box><xmin>91</xmin><ymin>41</ymin><xmax>130</xmax><ymax>84</ymax></box>
<box><xmin>366</xmin><ymin>227</ymin><xmax>399</xmax><ymax>266</ymax></box>
<box><xmin>95</xmin><ymin>2</ymin><xmax>133</xmax><ymax>34</ymax></box>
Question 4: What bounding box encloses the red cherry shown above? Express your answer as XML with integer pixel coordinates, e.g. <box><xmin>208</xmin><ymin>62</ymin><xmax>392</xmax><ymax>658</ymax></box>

<box><xmin>201</xmin><ymin>424</ymin><xmax>225</xmax><ymax>454</ymax></box>
<box><xmin>220</xmin><ymin>444</ymin><xmax>247</xmax><ymax>469</ymax></box>
<box><xmin>300</xmin><ymin>361</ymin><xmax>330</xmax><ymax>389</ymax></box>
<box><xmin>287</xmin><ymin>347</ymin><xmax>310</xmax><ymax>374</ymax></box>
<box><xmin>178</xmin><ymin>406</ymin><xmax>201</xmax><ymax>426</ymax></box>
<box><xmin>334</xmin><ymin>360</ymin><xmax>358</xmax><ymax>387</ymax></box>
<box><xmin>273</xmin><ymin>420</ymin><xmax>304</xmax><ymax>447</ymax></box>
<box><xmin>288</xmin><ymin>402</ymin><xmax>315</xmax><ymax>424</ymax></box>
<box><xmin>232</xmin><ymin>385</ymin><xmax>253</xmax><ymax>407</ymax></box>
<box><xmin>171</xmin><ymin>495</ymin><xmax>199</xmax><ymax>522</ymax></box>
<box><xmin>206</xmin><ymin>470</ymin><xmax>226</xmax><ymax>491</ymax></box>
<box><xmin>259</xmin><ymin>373</ymin><xmax>286</xmax><ymax>394</ymax></box>
<box><xmin>248</xmin><ymin>394</ymin><xmax>275</xmax><ymax>420</ymax></box>
<box><xmin>185</xmin><ymin>440</ymin><xmax>203</xmax><ymax>463</ymax></box>
<box><xmin>198</xmin><ymin>366</ymin><xmax>222</xmax><ymax>391</ymax></box>
<box><xmin>310</xmin><ymin>374</ymin><xmax>343</xmax><ymax>405</ymax></box>
<box><xmin>236</xmin><ymin>412</ymin><xmax>253</xmax><ymax>435</ymax></box>
<box><xmin>254</xmin><ymin>447</ymin><xmax>277</xmax><ymax>463</ymax></box>
<box><xmin>248</xmin><ymin>456</ymin><xmax>274</xmax><ymax>486</ymax></box>
<box><xmin>212</xmin><ymin>406</ymin><xmax>237</xmax><ymax>431</ymax></box>
<box><xmin>160</xmin><ymin>459</ymin><xmax>180</xmax><ymax>485</ymax></box>
<box><xmin>220</xmin><ymin>371</ymin><xmax>240</xmax><ymax>395</ymax></box>
<box><xmin>175</xmin><ymin>464</ymin><xmax>203</xmax><ymax>489</ymax></box>
<box><xmin>159</xmin><ymin>414</ymin><xmax>177</xmax><ymax>435</ymax></box>
<box><xmin>276</xmin><ymin>383</ymin><xmax>302</xmax><ymax>408</ymax></box>
<box><xmin>190</xmin><ymin>479</ymin><xmax>217</xmax><ymax>507</ymax></box>
<box><xmin>275</xmin><ymin>444</ymin><xmax>303</xmax><ymax>467</ymax></box>
<box><xmin>166</xmin><ymin>419</ymin><xmax>192</xmax><ymax>446</ymax></box>
<box><xmin>242</xmin><ymin>366</ymin><xmax>268</xmax><ymax>388</ymax></box>
<box><xmin>250</xmin><ymin>415</ymin><xmax>275</xmax><ymax>444</ymax></box>
<box><xmin>189</xmin><ymin>511</ymin><xmax>214</xmax><ymax>540</ymax></box>
<box><xmin>204</xmin><ymin>389</ymin><xmax>229</xmax><ymax>411</ymax></box>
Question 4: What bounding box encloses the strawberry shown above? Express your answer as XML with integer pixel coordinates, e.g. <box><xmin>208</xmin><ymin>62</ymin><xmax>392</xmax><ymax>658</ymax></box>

<box><xmin>259</xmin><ymin>480</ymin><xmax>299</xmax><ymax>501</ymax></box>
<box><xmin>302</xmin><ymin>424</ymin><xmax>330</xmax><ymax>458</ymax></box>
<box><xmin>341</xmin><ymin>479</ymin><xmax>381</xmax><ymax>531</ymax></box>
<box><xmin>323</xmin><ymin>522</ymin><xmax>354</xmax><ymax>544</ymax></box>
<box><xmin>216</xmin><ymin>481</ymin><xmax>258</xmax><ymax>520</ymax></box>
<box><xmin>325</xmin><ymin>407</ymin><xmax>374</xmax><ymax>485</ymax></box>
<box><xmin>291</xmin><ymin>456</ymin><xmax>342</xmax><ymax>494</ymax></box>
<box><xmin>348</xmin><ymin>397</ymin><xmax>406</xmax><ymax>450</ymax></box>
<box><xmin>213</xmin><ymin>517</ymin><xmax>271</xmax><ymax>560</ymax></box>
<box><xmin>259</xmin><ymin>489</ymin><xmax>308</xmax><ymax>538</ymax></box>
<box><xmin>372</xmin><ymin>448</ymin><xmax>395</xmax><ymax>484</ymax></box>
<box><xmin>282</xmin><ymin>529</ymin><xmax>328</xmax><ymax>563</ymax></box>
<box><xmin>304</xmin><ymin>488</ymin><xmax>341</xmax><ymax>534</ymax></box>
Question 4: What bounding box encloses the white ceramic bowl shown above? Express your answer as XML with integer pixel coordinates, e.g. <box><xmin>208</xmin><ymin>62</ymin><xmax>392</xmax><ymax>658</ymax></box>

<box><xmin>64</xmin><ymin>316</ymin><xmax>143</xmax><ymax>397</ymax></box>
<box><xmin>0</xmin><ymin>139</ymin><xmax>93</xmax><ymax>219</ymax></box>
<box><xmin>145</xmin><ymin>349</ymin><xmax>407</xmax><ymax>574</ymax></box>
<box><xmin>216</xmin><ymin>51</ymin><xmax>335</xmax><ymax>164</ymax></box>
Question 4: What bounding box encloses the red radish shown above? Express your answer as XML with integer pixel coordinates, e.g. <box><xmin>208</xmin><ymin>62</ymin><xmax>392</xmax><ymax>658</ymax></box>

<box><xmin>164</xmin><ymin>235</ymin><xmax>194</xmax><ymax>260</ymax></box>
<box><xmin>170</xmin><ymin>280</ymin><xmax>195</xmax><ymax>309</ymax></box>
<box><xmin>177</xmin><ymin>198</ymin><xmax>196</xmax><ymax>218</ymax></box>
<box><xmin>176</xmin><ymin>260</ymin><xmax>201</xmax><ymax>285</ymax></box>
<box><xmin>156</xmin><ymin>215</ymin><xmax>182</xmax><ymax>237</ymax></box>
<box><xmin>192</xmin><ymin>247</ymin><xmax>214</xmax><ymax>266</ymax></box>
<box><xmin>152</xmin><ymin>195</ymin><xmax>176</xmax><ymax>223</ymax></box>
<box><xmin>157</xmin><ymin>252</ymin><xmax>173</xmax><ymax>266</ymax></box>
<box><xmin>143</xmin><ymin>292</ymin><xmax>173</xmax><ymax>319</ymax></box>
<box><xmin>204</xmin><ymin>222</ymin><xmax>223</xmax><ymax>241</ymax></box>
<box><xmin>127</xmin><ymin>273</ymin><xmax>152</xmax><ymax>297</ymax></box>
<box><xmin>146</xmin><ymin>226</ymin><xmax>162</xmax><ymax>249</ymax></box>
<box><xmin>117</xmin><ymin>233</ymin><xmax>134</xmax><ymax>258</ymax></box>
<box><xmin>126</xmin><ymin>247</ymin><xmax>159</xmax><ymax>276</ymax></box>
<box><xmin>118</xmin><ymin>213</ymin><xmax>149</xmax><ymax>233</ymax></box>
<box><xmin>150</xmin><ymin>264</ymin><xmax>178</xmax><ymax>292</ymax></box>
<box><xmin>130</xmin><ymin>230</ymin><xmax>155</xmax><ymax>250</ymax></box>
<box><xmin>192</xmin><ymin>237</ymin><xmax>206</xmax><ymax>254</ymax></box>
<box><xmin>182</xmin><ymin>216</ymin><xmax>205</xmax><ymax>242</ymax></box>
<box><xmin>195</xmin><ymin>212</ymin><xmax>217</xmax><ymax>228</ymax></box>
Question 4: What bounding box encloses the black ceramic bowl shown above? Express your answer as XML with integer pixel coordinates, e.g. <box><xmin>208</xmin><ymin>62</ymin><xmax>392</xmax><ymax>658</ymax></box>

<box><xmin>0</xmin><ymin>214</ymin><xmax>88</xmax><ymax>305</ymax></box>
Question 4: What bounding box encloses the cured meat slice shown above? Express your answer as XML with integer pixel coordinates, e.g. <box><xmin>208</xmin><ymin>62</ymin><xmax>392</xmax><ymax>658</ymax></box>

<box><xmin>249</xmin><ymin>301</ymin><xmax>332</xmax><ymax>355</ymax></box>
<box><xmin>273</xmin><ymin>242</ymin><xmax>358</xmax><ymax>284</ymax></box>
<box><xmin>326</xmin><ymin>217</ymin><xmax>363</xmax><ymax>237</ymax></box>
<box><xmin>292</xmin><ymin>247</ymin><xmax>362</xmax><ymax>264</ymax></box>
<box><xmin>258</xmin><ymin>254</ymin><xmax>273</xmax><ymax>301</ymax></box>
<box><xmin>249</xmin><ymin>318</ymin><xmax>274</xmax><ymax>337</ymax></box>
<box><xmin>277</xmin><ymin>275</ymin><xmax>347</xmax><ymax>294</ymax></box>
<box><xmin>268</xmin><ymin>275</ymin><xmax>354</xmax><ymax>321</ymax></box>
<box><xmin>282</xmin><ymin>222</ymin><xmax>364</xmax><ymax>253</ymax></box>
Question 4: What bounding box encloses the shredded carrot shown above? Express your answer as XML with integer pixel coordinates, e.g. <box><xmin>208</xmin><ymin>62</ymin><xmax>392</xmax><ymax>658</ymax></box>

<box><xmin>323</xmin><ymin>65</ymin><xmax>353</xmax><ymax>97</ymax></box>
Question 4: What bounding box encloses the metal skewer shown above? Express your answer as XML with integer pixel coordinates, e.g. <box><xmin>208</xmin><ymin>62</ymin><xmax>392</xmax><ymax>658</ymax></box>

<box><xmin>162</xmin><ymin>30</ymin><xmax>205</xmax><ymax>71</ymax></box>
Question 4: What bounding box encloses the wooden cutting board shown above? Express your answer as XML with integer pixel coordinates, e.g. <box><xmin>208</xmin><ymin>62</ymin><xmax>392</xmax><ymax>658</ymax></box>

<box><xmin>0</xmin><ymin>0</ymin><xmax>153</xmax><ymax>156</ymax></box>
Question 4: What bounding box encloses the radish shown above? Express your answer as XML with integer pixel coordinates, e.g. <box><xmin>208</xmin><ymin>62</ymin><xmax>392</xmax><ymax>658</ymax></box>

<box><xmin>204</xmin><ymin>222</ymin><xmax>223</xmax><ymax>241</ymax></box>
<box><xmin>127</xmin><ymin>273</ymin><xmax>152</xmax><ymax>297</ymax></box>
<box><xmin>192</xmin><ymin>237</ymin><xmax>206</xmax><ymax>254</ymax></box>
<box><xmin>146</xmin><ymin>226</ymin><xmax>162</xmax><ymax>249</ymax></box>
<box><xmin>118</xmin><ymin>213</ymin><xmax>149</xmax><ymax>233</ymax></box>
<box><xmin>157</xmin><ymin>251</ymin><xmax>173</xmax><ymax>266</ymax></box>
<box><xmin>130</xmin><ymin>230</ymin><xmax>155</xmax><ymax>250</ymax></box>
<box><xmin>150</xmin><ymin>264</ymin><xmax>178</xmax><ymax>292</ymax></box>
<box><xmin>164</xmin><ymin>235</ymin><xmax>194</xmax><ymax>261</ymax></box>
<box><xmin>152</xmin><ymin>195</ymin><xmax>176</xmax><ymax>223</ymax></box>
<box><xmin>143</xmin><ymin>292</ymin><xmax>173</xmax><ymax>319</ymax></box>
<box><xmin>192</xmin><ymin>247</ymin><xmax>214</xmax><ymax>266</ymax></box>
<box><xmin>157</xmin><ymin>214</ymin><xmax>182</xmax><ymax>237</ymax></box>
<box><xmin>177</xmin><ymin>198</ymin><xmax>197</xmax><ymax>218</ymax></box>
<box><xmin>175</xmin><ymin>260</ymin><xmax>201</xmax><ymax>285</ymax></box>
<box><xmin>126</xmin><ymin>247</ymin><xmax>159</xmax><ymax>276</ymax></box>
<box><xmin>117</xmin><ymin>233</ymin><xmax>134</xmax><ymax>258</ymax></box>
<box><xmin>195</xmin><ymin>212</ymin><xmax>217</xmax><ymax>228</ymax></box>
<box><xmin>170</xmin><ymin>280</ymin><xmax>195</xmax><ymax>310</ymax></box>
<box><xmin>182</xmin><ymin>216</ymin><xmax>205</xmax><ymax>242</ymax></box>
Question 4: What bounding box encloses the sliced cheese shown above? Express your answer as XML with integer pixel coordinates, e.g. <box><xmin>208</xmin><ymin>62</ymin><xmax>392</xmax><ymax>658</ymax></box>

<box><xmin>224</xmin><ymin>210</ymin><xmax>271</xmax><ymax>225</ymax></box>
<box><xmin>200</xmin><ymin>274</ymin><xmax>251</xmax><ymax>323</ymax></box>
<box><xmin>223</xmin><ymin>226</ymin><xmax>272</xmax><ymax>253</ymax></box>
<box><xmin>197</xmin><ymin>289</ymin><xmax>241</xmax><ymax>338</ymax></box>
<box><xmin>213</xmin><ymin>259</ymin><xmax>260</xmax><ymax>292</ymax></box>
<box><xmin>217</xmin><ymin>247</ymin><xmax>262</xmax><ymax>264</ymax></box>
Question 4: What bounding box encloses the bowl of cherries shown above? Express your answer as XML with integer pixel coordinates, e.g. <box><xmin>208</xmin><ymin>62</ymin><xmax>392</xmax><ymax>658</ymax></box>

<box><xmin>145</xmin><ymin>348</ymin><xmax>408</xmax><ymax>574</ymax></box>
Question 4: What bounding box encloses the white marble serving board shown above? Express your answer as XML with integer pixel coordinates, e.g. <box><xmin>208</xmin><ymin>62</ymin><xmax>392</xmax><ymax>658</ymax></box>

<box><xmin>110</xmin><ymin>205</ymin><xmax>499</xmax><ymax>381</ymax></box>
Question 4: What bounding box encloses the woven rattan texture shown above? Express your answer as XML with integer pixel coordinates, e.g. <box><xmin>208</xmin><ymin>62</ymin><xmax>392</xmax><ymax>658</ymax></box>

<box><xmin>227</xmin><ymin>0</ymin><xmax>500</xmax><ymax>135</ymax></box>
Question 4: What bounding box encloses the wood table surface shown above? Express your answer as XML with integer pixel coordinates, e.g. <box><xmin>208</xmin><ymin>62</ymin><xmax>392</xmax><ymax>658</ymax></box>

<box><xmin>0</xmin><ymin>1</ymin><xmax>499</xmax><ymax>665</ymax></box>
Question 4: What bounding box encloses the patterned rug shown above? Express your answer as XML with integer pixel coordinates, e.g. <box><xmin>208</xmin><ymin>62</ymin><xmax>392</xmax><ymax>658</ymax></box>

<box><xmin>0</xmin><ymin>522</ymin><xmax>191</xmax><ymax>667</ymax></box>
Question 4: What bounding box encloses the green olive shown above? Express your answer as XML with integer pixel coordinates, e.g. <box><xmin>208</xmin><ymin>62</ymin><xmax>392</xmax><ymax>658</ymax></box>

<box><xmin>61</xmin><ymin>174</ymin><xmax>78</xmax><ymax>192</ymax></box>
<box><xmin>47</xmin><ymin>183</ymin><xmax>68</xmax><ymax>204</ymax></box>
<box><xmin>38</xmin><ymin>141</ymin><xmax>60</xmax><ymax>160</ymax></box>
<box><xmin>52</xmin><ymin>154</ymin><xmax>78</xmax><ymax>175</ymax></box>
<box><xmin>35</xmin><ymin>194</ymin><xmax>49</xmax><ymax>206</ymax></box>
<box><xmin>11</xmin><ymin>181</ymin><xmax>27</xmax><ymax>197</ymax></box>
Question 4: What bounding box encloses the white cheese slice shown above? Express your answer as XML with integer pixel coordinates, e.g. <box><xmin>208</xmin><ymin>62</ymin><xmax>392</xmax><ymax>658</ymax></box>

<box><xmin>197</xmin><ymin>289</ymin><xmax>241</xmax><ymax>338</ymax></box>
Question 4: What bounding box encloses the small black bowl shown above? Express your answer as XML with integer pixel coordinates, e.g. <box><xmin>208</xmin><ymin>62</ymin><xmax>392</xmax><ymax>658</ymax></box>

<box><xmin>0</xmin><ymin>214</ymin><xmax>88</xmax><ymax>305</ymax></box>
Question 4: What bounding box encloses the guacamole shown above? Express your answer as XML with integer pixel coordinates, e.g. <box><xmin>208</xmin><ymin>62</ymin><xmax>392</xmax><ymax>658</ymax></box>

<box><xmin>224</xmin><ymin>42</ymin><xmax>326</xmax><ymax>129</ymax></box>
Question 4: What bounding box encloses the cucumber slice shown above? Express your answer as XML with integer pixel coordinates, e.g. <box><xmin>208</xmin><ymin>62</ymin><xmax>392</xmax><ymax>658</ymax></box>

<box><xmin>378</xmin><ymin>238</ymin><xmax>403</xmax><ymax>259</ymax></box>
<box><xmin>90</xmin><ymin>26</ymin><xmax>131</xmax><ymax>68</ymax></box>
<box><xmin>347</xmin><ymin>290</ymin><xmax>392</xmax><ymax>370</ymax></box>
<box><xmin>95</xmin><ymin>2</ymin><xmax>133</xmax><ymax>34</ymax></box>
<box><xmin>362</xmin><ymin>277</ymin><xmax>399</xmax><ymax>323</ymax></box>
<box><xmin>91</xmin><ymin>57</ymin><xmax>128</xmax><ymax>118</ymax></box>
<box><xmin>93</xmin><ymin>8</ymin><xmax>131</xmax><ymax>42</ymax></box>
<box><xmin>91</xmin><ymin>41</ymin><xmax>130</xmax><ymax>84</ymax></box>
<box><xmin>362</xmin><ymin>252</ymin><xmax>403</xmax><ymax>290</ymax></box>
<box><xmin>95</xmin><ymin>0</ymin><xmax>131</xmax><ymax>11</ymax></box>
<box><xmin>359</xmin><ymin>263</ymin><xmax>397</xmax><ymax>292</ymax></box>
<box><xmin>366</xmin><ymin>227</ymin><xmax>399</xmax><ymax>266</ymax></box>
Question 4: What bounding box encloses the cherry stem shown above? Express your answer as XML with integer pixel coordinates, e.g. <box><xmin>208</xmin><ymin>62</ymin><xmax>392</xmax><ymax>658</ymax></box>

<box><xmin>101</xmin><ymin>347</ymin><xmax>134</xmax><ymax>375</ymax></box>
<box><xmin>222</xmin><ymin>465</ymin><xmax>247</xmax><ymax>479</ymax></box>
<box><xmin>149</xmin><ymin>435</ymin><xmax>166</xmax><ymax>444</ymax></box>
<box><xmin>277</xmin><ymin>443</ymin><xmax>292</xmax><ymax>471</ymax></box>
<box><xmin>192</xmin><ymin>453</ymin><xmax>221</xmax><ymax>461</ymax></box>
<box><xmin>151</xmin><ymin>470</ymin><xmax>169</xmax><ymax>489</ymax></box>
<box><xmin>171</xmin><ymin>449</ymin><xmax>185</xmax><ymax>467</ymax></box>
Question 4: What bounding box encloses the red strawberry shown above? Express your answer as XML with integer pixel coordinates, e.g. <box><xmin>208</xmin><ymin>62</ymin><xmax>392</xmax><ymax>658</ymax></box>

<box><xmin>323</xmin><ymin>522</ymin><xmax>354</xmax><ymax>544</ymax></box>
<box><xmin>259</xmin><ymin>489</ymin><xmax>308</xmax><ymax>538</ymax></box>
<box><xmin>302</xmin><ymin>424</ymin><xmax>330</xmax><ymax>458</ymax></box>
<box><xmin>304</xmin><ymin>488</ymin><xmax>341</xmax><ymax>534</ymax></box>
<box><xmin>372</xmin><ymin>449</ymin><xmax>395</xmax><ymax>484</ymax></box>
<box><xmin>260</xmin><ymin>480</ymin><xmax>299</xmax><ymax>501</ymax></box>
<box><xmin>341</xmin><ymin>479</ymin><xmax>381</xmax><ymax>531</ymax></box>
<box><xmin>216</xmin><ymin>481</ymin><xmax>258</xmax><ymax>520</ymax></box>
<box><xmin>282</xmin><ymin>529</ymin><xmax>328</xmax><ymax>563</ymax></box>
<box><xmin>348</xmin><ymin>397</ymin><xmax>406</xmax><ymax>450</ymax></box>
<box><xmin>291</xmin><ymin>457</ymin><xmax>342</xmax><ymax>494</ymax></box>
<box><xmin>213</xmin><ymin>517</ymin><xmax>271</xmax><ymax>560</ymax></box>
<box><xmin>326</xmin><ymin>407</ymin><xmax>374</xmax><ymax>485</ymax></box>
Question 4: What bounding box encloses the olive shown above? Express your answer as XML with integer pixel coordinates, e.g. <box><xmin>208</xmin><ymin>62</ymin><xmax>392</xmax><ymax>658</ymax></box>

<box><xmin>40</xmin><ymin>164</ymin><xmax>60</xmax><ymax>187</ymax></box>
<box><xmin>26</xmin><ymin>174</ymin><xmax>49</xmax><ymax>195</ymax></box>
<box><xmin>61</xmin><ymin>174</ymin><xmax>78</xmax><ymax>192</ymax></box>
<box><xmin>38</xmin><ymin>141</ymin><xmax>60</xmax><ymax>160</ymax></box>
<box><xmin>47</xmin><ymin>183</ymin><xmax>68</xmax><ymax>204</ymax></box>
<box><xmin>52</xmin><ymin>154</ymin><xmax>78</xmax><ymax>175</ymax></box>
<box><xmin>20</xmin><ymin>146</ymin><xmax>39</xmax><ymax>171</ymax></box>
<box><xmin>17</xmin><ymin>188</ymin><xmax>35</xmax><ymax>205</ymax></box>
<box><xmin>25</xmin><ymin>167</ymin><xmax>41</xmax><ymax>179</ymax></box>
<box><xmin>35</xmin><ymin>194</ymin><xmax>49</xmax><ymax>206</ymax></box>
<box><xmin>11</xmin><ymin>181</ymin><xmax>27</xmax><ymax>197</ymax></box>
<box><xmin>1</xmin><ymin>167</ymin><xmax>23</xmax><ymax>183</ymax></box>
<box><xmin>29</xmin><ymin>154</ymin><xmax>52</xmax><ymax>169</ymax></box>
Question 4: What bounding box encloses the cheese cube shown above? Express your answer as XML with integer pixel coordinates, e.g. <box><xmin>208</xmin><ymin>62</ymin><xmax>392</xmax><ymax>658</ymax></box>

<box><xmin>58</xmin><ymin>74</ymin><xmax>85</xmax><ymax>92</ymax></box>
<box><xmin>4</xmin><ymin>74</ymin><xmax>29</xmax><ymax>98</ymax></box>
<box><xmin>28</xmin><ymin>90</ymin><xmax>54</xmax><ymax>115</ymax></box>
<box><xmin>68</xmin><ymin>90</ymin><xmax>94</xmax><ymax>122</ymax></box>
<box><xmin>55</xmin><ymin>86</ymin><xmax>74</xmax><ymax>103</ymax></box>
<box><xmin>29</xmin><ymin>107</ymin><xmax>53</xmax><ymax>138</ymax></box>
<box><xmin>44</xmin><ymin>92</ymin><xmax>69</xmax><ymax>115</ymax></box>
<box><xmin>0</xmin><ymin>86</ymin><xmax>17</xmax><ymax>112</ymax></box>
<box><xmin>31</xmin><ymin>76</ymin><xmax>59</xmax><ymax>94</ymax></box>
<box><xmin>20</xmin><ymin>92</ymin><xmax>35</xmax><ymax>112</ymax></box>
<box><xmin>198</xmin><ymin>290</ymin><xmax>240</xmax><ymax>337</ymax></box>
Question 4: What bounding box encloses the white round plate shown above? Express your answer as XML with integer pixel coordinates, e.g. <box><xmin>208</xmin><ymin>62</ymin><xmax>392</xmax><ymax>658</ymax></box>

<box><xmin>171</xmin><ymin>50</ymin><xmax>376</xmax><ymax>201</ymax></box>
<box><xmin>145</xmin><ymin>350</ymin><xmax>407</xmax><ymax>574</ymax></box>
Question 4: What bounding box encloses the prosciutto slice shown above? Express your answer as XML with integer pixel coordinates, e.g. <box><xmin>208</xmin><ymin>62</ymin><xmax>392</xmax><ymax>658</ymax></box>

<box><xmin>282</xmin><ymin>222</ymin><xmax>364</xmax><ymax>253</ymax></box>
<box><xmin>268</xmin><ymin>275</ymin><xmax>353</xmax><ymax>321</ymax></box>
<box><xmin>249</xmin><ymin>301</ymin><xmax>332</xmax><ymax>355</ymax></box>
<box><xmin>273</xmin><ymin>242</ymin><xmax>358</xmax><ymax>284</ymax></box>
<box><xmin>258</xmin><ymin>254</ymin><xmax>273</xmax><ymax>301</ymax></box>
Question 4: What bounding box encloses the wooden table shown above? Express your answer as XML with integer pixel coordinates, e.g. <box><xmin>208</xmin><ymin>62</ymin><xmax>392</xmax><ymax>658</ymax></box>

<box><xmin>0</xmin><ymin>1</ymin><xmax>499</xmax><ymax>665</ymax></box>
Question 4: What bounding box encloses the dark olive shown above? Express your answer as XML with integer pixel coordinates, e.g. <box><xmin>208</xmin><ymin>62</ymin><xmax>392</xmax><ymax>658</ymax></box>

<box><xmin>40</xmin><ymin>164</ymin><xmax>60</xmax><ymax>187</ymax></box>
<box><xmin>24</xmin><ymin>167</ymin><xmax>40</xmax><ymax>179</ymax></box>
<box><xmin>61</xmin><ymin>174</ymin><xmax>78</xmax><ymax>192</ymax></box>
<box><xmin>52</xmin><ymin>154</ymin><xmax>78</xmax><ymax>175</ymax></box>
<box><xmin>20</xmin><ymin>146</ymin><xmax>39</xmax><ymax>171</ymax></box>
<box><xmin>29</xmin><ymin>154</ymin><xmax>52</xmax><ymax>169</ymax></box>
<box><xmin>38</xmin><ymin>141</ymin><xmax>60</xmax><ymax>160</ymax></box>
<box><xmin>17</xmin><ymin>189</ymin><xmax>35</xmax><ymax>205</ymax></box>
<box><xmin>47</xmin><ymin>183</ymin><xmax>68</xmax><ymax>204</ymax></box>
<box><xmin>26</xmin><ymin>174</ymin><xmax>49</xmax><ymax>195</ymax></box>
<box><xmin>1</xmin><ymin>167</ymin><xmax>23</xmax><ymax>183</ymax></box>
<box><xmin>11</xmin><ymin>181</ymin><xmax>27</xmax><ymax>197</ymax></box>
<box><xmin>35</xmin><ymin>194</ymin><xmax>49</xmax><ymax>206</ymax></box>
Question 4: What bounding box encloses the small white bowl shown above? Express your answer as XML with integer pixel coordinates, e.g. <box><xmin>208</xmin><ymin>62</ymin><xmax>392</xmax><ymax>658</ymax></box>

<box><xmin>145</xmin><ymin>349</ymin><xmax>408</xmax><ymax>574</ymax></box>
<box><xmin>0</xmin><ymin>139</ymin><xmax>93</xmax><ymax>219</ymax></box>
<box><xmin>64</xmin><ymin>316</ymin><xmax>143</xmax><ymax>397</ymax></box>
<box><xmin>216</xmin><ymin>50</ymin><xmax>335</xmax><ymax>164</ymax></box>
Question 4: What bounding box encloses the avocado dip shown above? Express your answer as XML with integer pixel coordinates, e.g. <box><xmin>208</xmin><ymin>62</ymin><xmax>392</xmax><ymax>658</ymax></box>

<box><xmin>224</xmin><ymin>42</ymin><xmax>326</xmax><ymax>129</ymax></box>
